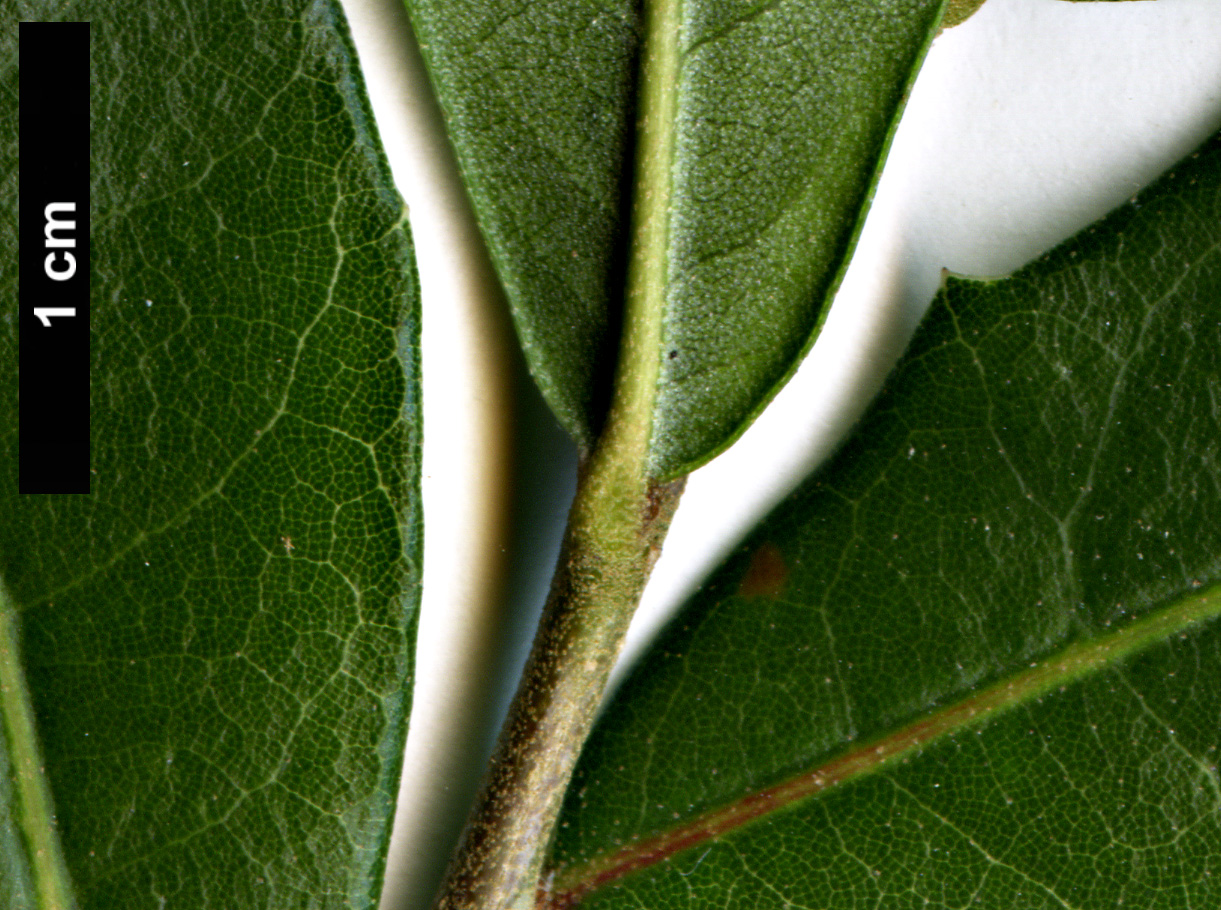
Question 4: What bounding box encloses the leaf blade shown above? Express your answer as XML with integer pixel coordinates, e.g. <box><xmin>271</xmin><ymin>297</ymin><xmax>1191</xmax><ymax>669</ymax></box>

<box><xmin>407</xmin><ymin>0</ymin><xmax>950</xmax><ymax>474</ymax></box>
<box><xmin>405</xmin><ymin>0</ymin><xmax>640</xmax><ymax>450</ymax></box>
<box><xmin>552</xmin><ymin>582</ymin><xmax>1221</xmax><ymax>905</ymax></box>
<box><xmin>548</xmin><ymin>129</ymin><xmax>1221</xmax><ymax>907</ymax></box>
<box><xmin>1</xmin><ymin>3</ymin><xmax>421</xmax><ymax>907</ymax></box>
<box><xmin>647</xmin><ymin>0</ymin><xmax>945</xmax><ymax>477</ymax></box>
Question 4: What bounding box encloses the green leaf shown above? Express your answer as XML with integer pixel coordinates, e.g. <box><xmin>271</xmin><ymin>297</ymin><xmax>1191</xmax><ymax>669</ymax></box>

<box><xmin>545</xmin><ymin>131</ymin><xmax>1221</xmax><ymax>907</ymax></box>
<box><xmin>0</xmin><ymin>3</ymin><xmax>421</xmax><ymax>908</ymax></box>
<box><xmin>942</xmin><ymin>0</ymin><xmax>988</xmax><ymax>28</ymax></box>
<box><xmin>407</xmin><ymin>0</ymin><xmax>948</xmax><ymax>475</ymax></box>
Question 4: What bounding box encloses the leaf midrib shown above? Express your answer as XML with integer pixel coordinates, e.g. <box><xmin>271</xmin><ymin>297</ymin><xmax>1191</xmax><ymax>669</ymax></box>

<box><xmin>594</xmin><ymin>0</ymin><xmax>682</xmax><ymax>478</ymax></box>
<box><xmin>544</xmin><ymin>580</ymin><xmax>1221</xmax><ymax>908</ymax></box>
<box><xmin>0</xmin><ymin>585</ymin><xmax>75</xmax><ymax>910</ymax></box>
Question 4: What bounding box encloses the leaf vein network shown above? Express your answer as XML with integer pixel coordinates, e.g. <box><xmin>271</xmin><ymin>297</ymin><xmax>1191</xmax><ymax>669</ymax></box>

<box><xmin>20</xmin><ymin>229</ymin><xmax>375</xmax><ymax>612</ymax></box>
<box><xmin>888</xmin><ymin>778</ymin><xmax>1087</xmax><ymax>910</ymax></box>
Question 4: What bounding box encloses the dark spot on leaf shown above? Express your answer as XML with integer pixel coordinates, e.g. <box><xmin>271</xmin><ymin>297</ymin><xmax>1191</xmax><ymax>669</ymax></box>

<box><xmin>737</xmin><ymin>543</ymin><xmax>788</xmax><ymax>598</ymax></box>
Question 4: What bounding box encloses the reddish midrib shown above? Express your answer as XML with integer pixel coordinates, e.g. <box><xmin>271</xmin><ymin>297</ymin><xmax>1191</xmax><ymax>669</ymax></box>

<box><xmin>539</xmin><ymin>583</ymin><xmax>1221</xmax><ymax>909</ymax></box>
<box><xmin>541</xmin><ymin>698</ymin><xmax>985</xmax><ymax>909</ymax></box>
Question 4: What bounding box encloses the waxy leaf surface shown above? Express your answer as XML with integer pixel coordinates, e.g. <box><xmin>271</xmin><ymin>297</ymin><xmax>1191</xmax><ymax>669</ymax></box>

<box><xmin>547</xmin><ymin>131</ymin><xmax>1221</xmax><ymax>908</ymax></box>
<box><xmin>0</xmin><ymin>3</ymin><xmax>421</xmax><ymax>907</ymax></box>
<box><xmin>408</xmin><ymin>0</ymin><xmax>945</xmax><ymax>475</ymax></box>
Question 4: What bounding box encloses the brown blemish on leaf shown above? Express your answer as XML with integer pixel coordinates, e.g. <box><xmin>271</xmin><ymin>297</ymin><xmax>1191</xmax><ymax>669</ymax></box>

<box><xmin>737</xmin><ymin>543</ymin><xmax>788</xmax><ymax>598</ymax></box>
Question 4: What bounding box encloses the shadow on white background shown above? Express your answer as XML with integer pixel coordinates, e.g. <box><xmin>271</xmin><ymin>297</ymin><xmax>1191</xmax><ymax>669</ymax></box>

<box><xmin>337</xmin><ymin>1</ymin><xmax>1221</xmax><ymax>907</ymax></box>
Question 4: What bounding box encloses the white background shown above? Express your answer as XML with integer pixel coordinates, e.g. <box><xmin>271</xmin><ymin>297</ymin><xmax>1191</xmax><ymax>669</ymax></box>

<box><xmin>334</xmin><ymin>1</ymin><xmax>1221</xmax><ymax>907</ymax></box>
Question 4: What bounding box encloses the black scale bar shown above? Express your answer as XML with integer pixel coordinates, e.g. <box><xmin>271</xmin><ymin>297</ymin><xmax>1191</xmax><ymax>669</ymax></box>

<box><xmin>19</xmin><ymin>21</ymin><xmax>90</xmax><ymax>494</ymax></box>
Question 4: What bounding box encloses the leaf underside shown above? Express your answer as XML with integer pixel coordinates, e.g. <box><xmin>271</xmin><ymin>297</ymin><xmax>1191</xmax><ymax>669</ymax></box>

<box><xmin>549</xmin><ymin>130</ymin><xmax>1221</xmax><ymax>908</ymax></box>
<box><xmin>1</xmin><ymin>3</ymin><xmax>421</xmax><ymax>908</ymax></box>
<box><xmin>408</xmin><ymin>0</ymin><xmax>946</xmax><ymax>477</ymax></box>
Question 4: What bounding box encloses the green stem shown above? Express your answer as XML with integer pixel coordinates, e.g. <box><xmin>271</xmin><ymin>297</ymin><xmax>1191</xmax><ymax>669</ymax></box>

<box><xmin>431</xmin><ymin>0</ymin><xmax>684</xmax><ymax>907</ymax></box>
<box><xmin>431</xmin><ymin>468</ymin><xmax>683</xmax><ymax>910</ymax></box>
<box><xmin>0</xmin><ymin>584</ymin><xmax>75</xmax><ymax>910</ymax></box>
